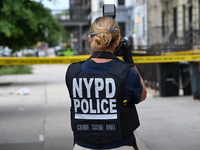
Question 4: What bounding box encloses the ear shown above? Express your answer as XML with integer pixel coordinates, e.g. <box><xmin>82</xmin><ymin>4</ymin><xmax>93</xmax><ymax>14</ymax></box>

<box><xmin>88</xmin><ymin>35</ymin><xmax>93</xmax><ymax>43</ymax></box>
<box><xmin>114</xmin><ymin>37</ymin><xmax>121</xmax><ymax>48</ymax></box>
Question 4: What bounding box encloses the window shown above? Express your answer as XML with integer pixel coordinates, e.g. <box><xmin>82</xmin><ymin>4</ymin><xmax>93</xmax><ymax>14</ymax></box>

<box><xmin>99</xmin><ymin>0</ymin><xmax>104</xmax><ymax>9</ymax></box>
<box><xmin>118</xmin><ymin>22</ymin><xmax>126</xmax><ymax>37</ymax></box>
<box><xmin>118</xmin><ymin>0</ymin><xmax>125</xmax><ymax>5</ymax></box>
<box><xmin>143</xmin><ymin>16</ymin><xmax>145</xmax><ymax>37</ymax></box>
<box><xmin>162</xmin><ymin>11</ymin><xmax>165</xmax><ymax>36</ymax></box>
<box><xmin>188</xmin><ymin>3</ymin><xmax>193</xmax><ymax>31</ymax></box>
<box><xmin>173</xmin><ymin>7</ymin><xmax>178</xmax><ymax>36</ymax></box>
<box><xmin>183</xmin><ymin>5</ymin><xmax>186</xmax><ymax>34</ymax></box>
<box><xmin>199</xmin><ymin>0</ymin><xmax>200</xmax><ymax>32</ymax></box>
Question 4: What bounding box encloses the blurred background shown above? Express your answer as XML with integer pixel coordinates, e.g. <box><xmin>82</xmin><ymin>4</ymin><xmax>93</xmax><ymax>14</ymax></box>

<box><xmin>1</xmin><ymin>0</ymin><xmax>200</xmax><ymax>98</ymax></box>
<box><xmin>2</xmin><ymin>0</ymin><xmax>200</xmax><ymax>56</ymax></box>
<box><xmin>1</xmin><ymin>0</ymin><xmax>200</xmax><ymax>150</ymax></box>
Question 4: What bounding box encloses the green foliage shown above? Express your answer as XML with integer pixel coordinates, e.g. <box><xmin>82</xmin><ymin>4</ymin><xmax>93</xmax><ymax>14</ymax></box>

<box><xmin>0</xmin><ymin>65</ymin><xmax>32</xmax><ymax>75</ymax></box>
<box><xmin>0</xmin><ymin>0</ymin><xmax>65</xmax><ymax>51</ymax></box>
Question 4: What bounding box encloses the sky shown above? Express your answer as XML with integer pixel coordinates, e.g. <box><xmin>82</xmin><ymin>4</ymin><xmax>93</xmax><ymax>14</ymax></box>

<box><xmin>35</xmin><ymin>0</ymin><xmax>69</xmax><ymax>10</ymax></box>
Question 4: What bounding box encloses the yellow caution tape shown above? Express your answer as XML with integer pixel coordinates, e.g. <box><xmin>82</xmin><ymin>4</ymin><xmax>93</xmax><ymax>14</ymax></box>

<box><xmin>161</xmin><ymin>49</ymin><xmax>200</xmax><ymax>55</ymax></box>
<box><xmin>0</xmin><ymin>54</ymin><xmax>200</xmax><ymax>65</ymax></box>
<box><xmin>134</xmin><ymin>55</ymin><xmax>200</xmax><ymax>63</ymax></box>
<box><xmin>0</xmin><ymin>55</ymin><xmax>90</xmax><ymax>65</ymax></box>
<box><xmin>132</xmin><ymin>49</ymin><xmax>200</xmax><ymax>55</ymax></box>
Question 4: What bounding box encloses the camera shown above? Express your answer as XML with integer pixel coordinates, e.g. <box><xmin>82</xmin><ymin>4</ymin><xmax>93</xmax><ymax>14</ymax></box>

<box><xmin>103</xmin><ymin>4</ymin><xmax>116</xmax><ymax>19</ymax></box>
<box><xmin>102</xmin><ymin>4</ymin><xmax>132</xmax><ymax>57</ymax></box>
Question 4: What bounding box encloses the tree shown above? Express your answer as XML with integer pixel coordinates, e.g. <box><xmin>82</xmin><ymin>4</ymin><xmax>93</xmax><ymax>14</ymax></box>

<box><xmin>0</xmin><ymin>0</ymin><xmax>66</xmax><ymax>51</ymax></box>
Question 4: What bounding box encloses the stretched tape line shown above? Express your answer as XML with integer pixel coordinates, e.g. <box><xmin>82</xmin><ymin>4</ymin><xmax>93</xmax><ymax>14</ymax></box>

<box><xmin>0</xmin><ymin>54</ymin><xmax>200</xmax><ymax>65</ymax></box>
<box><xmin>161</xmin><ymin>49</ymin><xmax>200</xmax><ymax>55</ymax></box>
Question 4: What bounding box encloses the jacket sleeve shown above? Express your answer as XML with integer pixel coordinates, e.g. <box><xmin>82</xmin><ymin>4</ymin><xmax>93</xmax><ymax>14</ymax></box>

<box><xmin>124</xmin><ymin>67</ymin><xmax>143</xmax><ymax>105</ymax></box>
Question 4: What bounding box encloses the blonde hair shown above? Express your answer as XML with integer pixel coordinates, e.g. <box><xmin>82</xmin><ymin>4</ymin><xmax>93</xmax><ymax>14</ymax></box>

<box><xmin>89</xmin><ymin>17</ymin><xmax>120</xmax><ymax>50</ymax></box>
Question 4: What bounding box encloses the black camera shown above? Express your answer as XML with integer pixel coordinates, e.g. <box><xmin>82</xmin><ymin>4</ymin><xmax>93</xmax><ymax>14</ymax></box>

<box><xmin>103</xmin><ymin>4</ymin><xmax>116</xmax><ymax>19</ymax></box>
<box><xmin>102</xmin><ymin>4</ymin><xmax>133</xmax><ymax>58</ymax></box>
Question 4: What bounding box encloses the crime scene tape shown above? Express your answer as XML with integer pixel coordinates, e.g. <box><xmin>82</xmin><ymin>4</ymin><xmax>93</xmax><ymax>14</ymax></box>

<box><xmin>0</xmin><ymin>55</ymin><xmax>89</xmax><ymax>65</ymax></box>
<box><xmin>132</xmin><ymin>49</ymin><xmax>200</xmax><ymax>55</ymax></box>
<box><xmin>0</xmin><ymin>54</ymin><xmax>200</xmax><ymax>65</ymax></box>
<box><xmin>161</xmin><ymin>49</ymin><xmax>200</xmax><ymax>55</ymax></box>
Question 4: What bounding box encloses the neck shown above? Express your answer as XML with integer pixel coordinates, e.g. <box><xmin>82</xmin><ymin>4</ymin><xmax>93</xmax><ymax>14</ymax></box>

<box><xmin>94</xmin><ymin>48</ymin><xmax>114</xmax><ymax>53</ymax></box>
<box><xmin>90</xmin><ymin>58</ymin><xmax>113</xmax><ymax>63</ymax></box>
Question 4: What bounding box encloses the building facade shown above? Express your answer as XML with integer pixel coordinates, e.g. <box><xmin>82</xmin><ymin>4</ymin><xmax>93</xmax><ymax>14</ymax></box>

<box><xmin>130</xmin><ymin>0</ymin><xmax>200</xmax><ymax>52</ymax></box>
<box><xmin>58</xmin><ymin>0</ymin><xmax>200</xmax><ymax>54</ymax></box>
<box><xmin>91</xmin><ymin>0</ymin><xmax>134</xmax><ymax>39</ymax></box>
<box><xmin>160</xmin><ymin>0</ymin><xmax>200</xmax><ymax>51</ymax></box>
<box><xmin>57</xmin><ymin>0</ymin><xmax>91</xmax><ymax>54</ymax></box>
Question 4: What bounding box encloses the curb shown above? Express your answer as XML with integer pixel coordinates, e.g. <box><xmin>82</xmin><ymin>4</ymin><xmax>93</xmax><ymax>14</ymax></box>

<box><xmin>135</xmin><ymin>133</ymin><xmax>150</xmax><ymax>150</ymax></box>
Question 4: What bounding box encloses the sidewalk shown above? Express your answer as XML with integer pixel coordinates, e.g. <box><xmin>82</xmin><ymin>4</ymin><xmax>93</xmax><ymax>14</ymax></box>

<box><xmin>0</xmin><ymin>65</ymin><xmax>73</xmax><ymax>150</ymax></box>
<box><xmin>0</xmin><ymin>64</ymin><xmax>200</xmax><ymax>150</ymax></box>
<box><xmin>136</xmin><ymin>90</ymin><xmax>200</xmax><ymax>150</ymax></box>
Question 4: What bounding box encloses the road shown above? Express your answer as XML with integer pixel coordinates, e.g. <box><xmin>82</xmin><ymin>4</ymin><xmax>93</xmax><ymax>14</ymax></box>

<box><xmin>0</xmin><ymin>65</ymin><xmax>73</xmax><ymax>150</ymax></box>
<box><xmin>1</xmin><ymin>64</ymin><xmax>200</xmax><ymax>150</ymax></box>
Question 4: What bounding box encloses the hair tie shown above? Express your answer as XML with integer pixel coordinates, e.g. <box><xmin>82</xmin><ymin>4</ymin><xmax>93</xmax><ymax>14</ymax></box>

<box><xmin>89</xmin><ymin>32</ymin><xmax>100</xmax><ymax>36</ymax></box>
<box><xmin>89</xmin><ymin>28</ymin><xmax>117</xmax><ymax>36</ymax></box>
<box><xmin>109</xmin><ymin>28</ymin><xmax>117</xmax><ymax>32</ymax></box>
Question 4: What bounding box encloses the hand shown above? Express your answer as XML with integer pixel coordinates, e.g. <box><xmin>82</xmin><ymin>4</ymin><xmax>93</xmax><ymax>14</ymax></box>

<box><xmin>121</xmin><ymin>38</ymin><xmax>135</xmax><ymax>66</ymax></box>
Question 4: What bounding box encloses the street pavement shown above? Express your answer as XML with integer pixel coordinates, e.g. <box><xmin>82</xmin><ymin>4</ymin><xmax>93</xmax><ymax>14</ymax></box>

<box><xmin>136</xmin><ymin>90</ymin><xmax>200</xmax><ymax>150</ymax></box>
<box><xmin>0</xmin><ymin>65</ymin><xmax>73</xmax><ymax>150</ymax></box>
<box><xmin>0</xmin><ymin>64</ymin><xmax>200</xmax><ymax>150</ymax></box>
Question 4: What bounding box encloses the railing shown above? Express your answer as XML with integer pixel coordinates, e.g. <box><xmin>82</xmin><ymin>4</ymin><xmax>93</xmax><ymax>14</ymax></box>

<box><xmin>132</xmin><ymin>29</ymin><xmax>200</xmax><ymax>55</ymax></box>
<box><xmin>133</xmin><ymin>1</ymin><xmax>200</xmax><ymax>54</ymax></box>
<box><xmin>52</xmin><ymin>8</ymin><xmax>91</xmax><ymax>22</ymax></box>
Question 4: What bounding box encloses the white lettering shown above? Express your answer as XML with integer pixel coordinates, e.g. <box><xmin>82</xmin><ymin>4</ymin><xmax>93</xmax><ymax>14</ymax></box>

<box><xmin>83</xmin><ymin>78</ymin><xmax>93</xmax><ymax>98</ymax></box>
<box><xmin>73</xmin><ymin>78</ymin><xmax>116</xmax><ymax>99</ymax></box>
<box><xmin>77</xmin><ymin>124</ymin><xmax>89</xmax><ymax>130</ymax></box>
<box><xmin>81</xmin><ymin>99</ymin><xmax>89</xmax><ymax>113</ymax></box>
<box><xmin>73</xmin><ymin>99</ymin><xmax>117</xmax><ymax>114</ymax></box>
<box><xmin>74</xmin><ymin>99</ymin><xmax>80</xmax><ymax>112</ymax></box>
<box><xmin>92</xmin><ymin>124</ymin><xmax>104</xmax><ymax>130</ymax></box>
<box><xmin>106</xmin><ymin>124</ymin><xmax>116</xmax><ymax>130</ymax></box>
<box><xmin>105</xmin><ymin>78</ymin><xmax>116</xmax><ymax>98</ymax></box>
<box><xmin>109</xmin><ymin>99</ymin><xmax>117</xmax><ymax>113</ymax></box>
<box><xmin>96</xmin><ymin>99</ymin><xmax>100</xmax><ymax>113</ymax></box>
<box><xmin>73</xmin><ymin>78</ymin><xmax>82</xmax><ymax>98</ymax></box>
<box><xmin>89</xmin><ymin>99</ymin><xmax>96</xmax><ymax>113</ymax></box>
<box><xmin>95</xmin><ymin>78</ymin><xmax>104</xmax><ymax>98</ymax></box>
<box><xmin>101</xmin><ymin>99</ymin><xmax>109</xmax><ymax>113</ymax></box>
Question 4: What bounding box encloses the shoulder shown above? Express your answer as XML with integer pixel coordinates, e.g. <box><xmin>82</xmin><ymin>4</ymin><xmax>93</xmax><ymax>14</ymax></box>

<box><xmin>126</xmin><ymin>66</ymin><xmax>141</xmax><ymax>86</ymax></box>
<box><xmin>66</xmin><ymin>61</ymin><xmax>85</xmax><ymax>75</ymax></box>
<box><xmin>129</xmin><ymin>67</ymin><xmax>139</xmax><ymax>76</ymax></box>
<box><xmin>113</xmin><ymin>59</ymin><xmax>132</xmax><ymax>69</ymax></box>
<box><xmin>126</xmin><ymin>68</ymin><xmax>140</xmax><ymax>85</ymax></box>
<box><xmin>114</xmin><ymin>60</ymin><xmax>138</xmax><ymax>75</ymax></box>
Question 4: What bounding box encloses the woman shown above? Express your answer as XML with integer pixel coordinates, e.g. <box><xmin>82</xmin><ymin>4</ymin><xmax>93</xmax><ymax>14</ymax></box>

<box><xmin>66</xmin><ymin>16</ymin><xmax>147</xmax><ymax>150</ymax></box>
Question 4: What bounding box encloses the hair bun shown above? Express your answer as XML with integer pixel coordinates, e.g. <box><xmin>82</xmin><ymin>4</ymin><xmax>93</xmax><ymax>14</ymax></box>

<box><xmin>94</xmin><ymin>31</ymin><xmax>112</xmax><ymax>49</ymax></box>
<box><xmin>89</xmin><ymin>17</ymin><xmax>120</xmax><ymax>50</ymax></box>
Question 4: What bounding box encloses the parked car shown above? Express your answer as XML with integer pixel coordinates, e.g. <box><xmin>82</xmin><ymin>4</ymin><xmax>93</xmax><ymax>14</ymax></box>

<box><xmin>13</xmin><ymin>49</ymin><xmax>36</xmax><ymax>57</ymax></box>
<box><xmin>0</xmin><ymin>46</ymin><xmax>12</xmax><ymax>57</ymax></box>
<box><xmin>55</xmin><ymin>45</ymin><xmax>74</xmax><ymax>56</ymax></box>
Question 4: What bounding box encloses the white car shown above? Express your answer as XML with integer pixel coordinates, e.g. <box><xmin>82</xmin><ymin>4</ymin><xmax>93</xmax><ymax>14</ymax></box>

<box><xmin>0</xmin><ymin>46</ymin><xmax>12</xmax><ymax>57</ymax></box>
